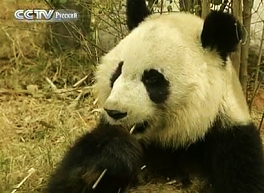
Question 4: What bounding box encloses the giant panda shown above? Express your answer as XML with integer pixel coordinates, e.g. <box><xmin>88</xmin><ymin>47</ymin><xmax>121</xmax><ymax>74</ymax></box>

<box><xmin>44</xmin><ymin>0</ymin><xmax>264</xmax><ymax>192</ymax></box>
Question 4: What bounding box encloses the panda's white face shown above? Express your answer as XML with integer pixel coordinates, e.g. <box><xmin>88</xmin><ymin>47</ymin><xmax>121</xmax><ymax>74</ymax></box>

<box><xmin>95</xmin><ymin>13</ymin><xmax>251</xmax><ymax>147</ymax></box>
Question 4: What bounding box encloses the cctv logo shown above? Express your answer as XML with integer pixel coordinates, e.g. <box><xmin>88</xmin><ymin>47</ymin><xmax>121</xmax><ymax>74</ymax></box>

<box><xmin>14</xmin><ymin>9</ymin><xmax>78</xmax><ymax>22</ymax></box>
<box><xmin>15</xmin><ymin>10</ymin><xmax>54</xmax><ymax>20</ymax></box>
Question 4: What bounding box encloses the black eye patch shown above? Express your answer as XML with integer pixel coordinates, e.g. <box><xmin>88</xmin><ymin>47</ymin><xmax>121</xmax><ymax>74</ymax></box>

<box><xmin>142</xmin><ymin>69</ymin><xmax>170</xmax><ymax>104</ymax></box>
<box><xmin>110</xmin><ymin>61</ymin><xmax>123</xmax><ymax>88</ymax></box>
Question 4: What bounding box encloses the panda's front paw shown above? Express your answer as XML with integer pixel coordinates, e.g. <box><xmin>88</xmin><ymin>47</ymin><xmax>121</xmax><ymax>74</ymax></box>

<box><xmin>44</xmin><ymin>122</ymin><xmax>143</xmax><ymax>193</ymax></box>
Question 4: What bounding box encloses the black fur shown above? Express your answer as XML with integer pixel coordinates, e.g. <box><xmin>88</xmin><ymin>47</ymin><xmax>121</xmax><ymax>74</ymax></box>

<box><xmin>110</xmin><ymin>61</ymin><xmax>123</xmax><ymax>88</ymax></box>
<box><xmin>44</xmin><ymin>121</ymin><xmax>264</xmax><ymax>193</ymax></box>
<box><xmin>201</xmin><ymin>11</ymin><xmax>242</xmax><ymax>60</ymax></box>
<box><xmin>141</xmin><ymin>122</ymin><xmax>264</xmax><ymax>193</ymax></box>
<box><xmin>126</xmin><ymin>0</ymin><xmax>150</xmax><ymax>30</ymax></box>
<box><xmin>43</xmin><ymin>122</ymin><xmax>143</xmax><ymax>193</ymax></box>
<box><xmin>142</xmin><ymin>69</ymin><xmax>170</xmax><ymax>104</ymax></box>
<box><xmin>204</xmin><ymin>122</ymin><xmax>264</xmax><ymax>193</ymax></box>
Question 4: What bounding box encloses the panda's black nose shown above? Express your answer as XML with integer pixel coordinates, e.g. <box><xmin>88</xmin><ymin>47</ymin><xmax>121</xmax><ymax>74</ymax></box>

<box><xmin>104</xmin><ymin>109</ymin><xmax>127</xmax><ymax>120</ymax></box>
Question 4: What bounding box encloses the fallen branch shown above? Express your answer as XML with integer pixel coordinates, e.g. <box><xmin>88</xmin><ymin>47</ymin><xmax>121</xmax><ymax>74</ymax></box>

<box><xmin>45</xmin><ymin>77</ymin><xmax>57</xmax><ymax>91</ymax></box>
<box><xmin>73</xmin><ymin>75</ymin><xmax>89</xmax><ymax>88</ymax></box>
<box><xmin>68</xmin><ymin>91</ymin><xmax>83</xmax><ymax>109</ymax></box>
<box><xmin>11</xmin><ymin>168</ymin><xmax>36</xmax><ymax>193</ymax></box>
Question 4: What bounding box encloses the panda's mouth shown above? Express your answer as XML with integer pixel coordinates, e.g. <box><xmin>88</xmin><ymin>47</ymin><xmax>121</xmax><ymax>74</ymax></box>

<box><xmin>129</xmin><ymin>121</ymin><xmax>148</xmax><ymax>134</ymax></box>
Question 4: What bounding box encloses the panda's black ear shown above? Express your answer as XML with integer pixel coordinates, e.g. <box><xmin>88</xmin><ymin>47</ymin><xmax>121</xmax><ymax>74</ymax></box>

<box><xmin>201</xmin><ymin>11</ymin><xmax>242</xmax><ymax>60</ymax></box>
<box><xmin>126</xmin><ymin>0</ymin><xmax>151</xmax><ymax>31</ymax></box>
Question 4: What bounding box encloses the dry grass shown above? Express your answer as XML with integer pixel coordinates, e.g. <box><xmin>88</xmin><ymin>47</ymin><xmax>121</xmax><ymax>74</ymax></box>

<box><xmin>0</xmin><ymin>94</ymin><xmax>98</xmax><ymax>193</ymax></box>
<box><xmin>0</xmin><ymin>1</ymin><xmax>98</xmax><ymax>192</ymax></box>
<box><xmin>1</xmin><ymin>1</ymin><xmax>48</xmax><ymax>59</ymax></box>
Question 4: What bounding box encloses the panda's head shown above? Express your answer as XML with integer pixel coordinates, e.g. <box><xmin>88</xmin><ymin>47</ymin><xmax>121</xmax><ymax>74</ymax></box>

<box><xmin>95</xmin><ymin>1</ymin><xmax>251</xmax><ymax>147</ymax></box>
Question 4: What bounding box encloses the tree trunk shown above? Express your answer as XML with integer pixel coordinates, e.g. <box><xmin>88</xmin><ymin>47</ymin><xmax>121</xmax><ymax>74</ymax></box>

<box><xmin>201</xmin><ymin>0</ymin><xmax>210</xmax><ymax>19</ymax></box>
<box><xmin>240</xmin><ymin>0</ymin><xmax>254</xmax><ymax>94</ymax></box>
<box><xmin>230</xmin><ymin>0</ymin><xmax>243</xmax><ymax>75</ymax></box>
<box><xmin>179</xmin><ymin>0</ymin><xmax>193</xmax><ymax>12</ymax></box>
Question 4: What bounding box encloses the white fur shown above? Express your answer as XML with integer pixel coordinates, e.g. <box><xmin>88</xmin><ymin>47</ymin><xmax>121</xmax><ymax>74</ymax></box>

<box><xmin>95</xmin><ymin>12</ymin><xmax>251</xmax><ymax>147</ymax></box>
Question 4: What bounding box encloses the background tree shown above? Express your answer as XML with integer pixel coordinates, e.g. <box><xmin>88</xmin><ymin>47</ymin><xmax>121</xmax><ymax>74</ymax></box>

<box><xmin>230</xmin><ymin>0</ymin><xmax>242</xmax><ymax>75</ymax></box>
<box><xmin>241</xmin><ymin>0</ymin><xmax>254</xmax><ymax>94</ymax></box>
<box><xmin>45</xmin><ymin>0</ymin><xmax>93</xmax><ymax>53</ymax></box>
